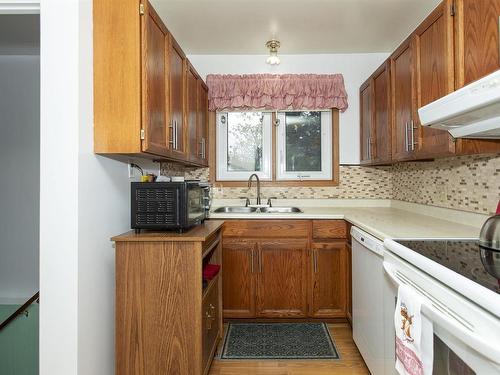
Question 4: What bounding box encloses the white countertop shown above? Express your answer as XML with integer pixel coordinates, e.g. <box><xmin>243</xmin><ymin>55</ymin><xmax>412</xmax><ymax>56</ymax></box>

<box><xmin>209</xmin><ymin>199</ymin><xmax>485</xmax><ymax>240</ymax></box>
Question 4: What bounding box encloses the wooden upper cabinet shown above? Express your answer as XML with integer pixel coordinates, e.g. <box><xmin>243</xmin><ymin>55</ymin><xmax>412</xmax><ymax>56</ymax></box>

<box><xmin>360</xmin><ymin>81</ymin><xmax>373</xmax><ymax>164</ymax></box>
<box><xmin>168</xmin><ymin>37</ymin><xmax>187</xmax><ymax>159</ymax></box>
<box><xmin>455</xmin><ymin>0</ymin><xmax>500</xmax><ymax>87</ymax></box>
<box><xmin>187</xmin><ymin>63</ymin><xmax>200</xmax><ymax>163</ymax></box>
<box><xmin>414</xmin><ymin>0</ymin><xmax>455</xmax><ymax>158</ymax></box>
<box><xmin>93</xmin><ymin>0</ymin><xmax>209</xmax><ymax>164</ymax></box>
<box><xmin>222</xmin><ymin>238</ymin><xmax>256</xmax><ymax>318</ymax></box>
<box><xmin>256</xmin><ymin>239</ymin><xmax>308</xmax><ymax>318</ymax></box>
<box><xmin>141</xmin><ymin>2</ymin><xmax>169</xmax><ymax>156</ymax></box>
<box><xmin>372</xmin><ymin>61</ymin><xmax>392</xmax><ymax>164</ymax></box>
<box><xmin>391</xmin><ymin>38</ymin><xmax>416</xmax><ymax>161</ymax></box>
<box><xmin>198</xmin><ymin>82</ymin><xmax>209</xmax><ymax>167</ymax></box>
<box><xmin>310</xmin><ymin>242</ymin><xmax>347</xmax><ymax>318</ymax></box>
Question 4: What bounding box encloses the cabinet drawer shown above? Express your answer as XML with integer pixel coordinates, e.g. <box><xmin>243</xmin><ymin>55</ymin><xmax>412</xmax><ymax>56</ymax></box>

<box><xmin>223</xmin><ymin>220</ymin><xmax>309</xmax><ymax>238</ymax></box>
<box><xmin>202</xmin><ymin>279</ymin><xmax>220</xmax><ymax>373</ymax></box>
<box><xmin>312</xmin><ymin>220</ymin><xmax>347</xmax><ymax>239</ymax></box>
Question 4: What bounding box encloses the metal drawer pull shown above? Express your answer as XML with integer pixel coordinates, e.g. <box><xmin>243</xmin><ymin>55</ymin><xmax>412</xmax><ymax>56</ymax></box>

<box><xmin>404</xmin><ymin>122</ymin><xmax>409</xmax><ymax>152</ymax></box>
<box><xmin>169</xmin><ymin>121</ymin><xmax>174</xmax><ymax>146</ymax></box>
<box><xmin>411</xmin><ymin>120</ymin><xmax>417</xmax><ymax>151</ymax></box>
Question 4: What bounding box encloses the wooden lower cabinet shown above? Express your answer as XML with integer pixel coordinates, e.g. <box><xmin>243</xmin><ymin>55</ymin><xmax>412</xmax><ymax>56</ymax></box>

<box><xmin>222</xmin><ymin>238</ymin><xmax>256</xmax><ymax>318</ymax></box>
<box><xmin>256</xmin><ymin>239</ymin><xmax>309</xmax><ymax>318</ymax></box>
<box><xmin>113</xmin><ymin>221</ymin><xmax>224</xmax><ymax>375</ymax></box>
<box><xmin>310</xmin><ymin>241</ymin><xmax>347</xmax><ymax>318</ymax></box>
<box><xmin>222</xmin><ymin>220</ymin><xmax>349</xmax><ymax>320</ymax></box>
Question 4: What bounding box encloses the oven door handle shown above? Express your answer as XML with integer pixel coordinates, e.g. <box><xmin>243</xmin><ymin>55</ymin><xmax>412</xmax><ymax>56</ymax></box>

<box><xmin>383</xmin><ymin>261</ymin><xmax>500</xmax><ymax>366</ymax></box>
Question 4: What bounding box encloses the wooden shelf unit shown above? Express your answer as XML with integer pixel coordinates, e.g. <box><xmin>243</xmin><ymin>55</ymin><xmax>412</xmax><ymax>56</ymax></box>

<box><xmin>112</xmin><ymin>221</ymin><xmax>224</xmax><ymax>375</ymax></box>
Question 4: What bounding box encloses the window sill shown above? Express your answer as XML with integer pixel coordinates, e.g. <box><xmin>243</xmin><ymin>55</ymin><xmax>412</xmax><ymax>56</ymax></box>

<box><xmin>212</xmin><ymin>179</ymin><xmax>339</xmax><ymax>187</ymax></box>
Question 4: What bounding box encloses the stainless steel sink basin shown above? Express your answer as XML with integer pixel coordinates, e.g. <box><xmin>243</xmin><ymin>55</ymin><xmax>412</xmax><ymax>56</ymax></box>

<box><xmin>213</xmin><ymin>206</ymin><xmax>258</xmax><ymax>213</ymax></box>
<box><xmin>259</xmin><ymin>207</ymin><xmax>303</xmax><ymax>213</ymax></box>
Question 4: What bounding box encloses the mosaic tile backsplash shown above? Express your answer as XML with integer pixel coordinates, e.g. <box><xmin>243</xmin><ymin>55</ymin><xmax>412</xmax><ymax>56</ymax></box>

<box><xmin>161</xmin><ymin>154</ymin><xmax>500</xmax><ymax>214</ymax></box>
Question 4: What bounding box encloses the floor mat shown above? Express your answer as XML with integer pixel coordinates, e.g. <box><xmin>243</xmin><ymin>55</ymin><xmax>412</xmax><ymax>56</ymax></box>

<box><xmin>220</xmin><ymin>323</ymin><xmax>340</xmax><ymax>360</ymax></box>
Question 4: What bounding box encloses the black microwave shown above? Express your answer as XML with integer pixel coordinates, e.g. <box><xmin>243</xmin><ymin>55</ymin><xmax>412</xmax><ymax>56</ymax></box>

<box><xmin>131</xmin><ymin>181</ymin><xmax>210</xmax><ymax>232</ymax></box>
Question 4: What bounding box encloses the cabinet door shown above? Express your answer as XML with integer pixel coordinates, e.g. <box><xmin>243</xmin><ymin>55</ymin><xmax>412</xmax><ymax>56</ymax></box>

<box><xmin>391</xmin><ymin>39</ymin><xmax>415</xmax><ymax>161</ymax></box>
<box><xmin>186</xmin><ymin>64</ymin><xmax>200</xmax><ymax>163</ymax></box>
<box><xmin>360</xmin><ymin>81</ymin><xmax>373</xmax><ymax>164</ymax></box>
<box><xmin>456</xmin><ymin>0</ymin><xmax>500</xmax><ymax>87</ymax></box>
<box><xmin>372</xmin><ymin>62</ymin><xmax>392</xmax><ymax>164</ymax></box>
<box><xmin>168</xmin><ymin>37</ymin><xmax>186</xmax><ymax>159</ymax></box>
<box><xmin>414</xmin><ymin>1</ymin><xmax>455</xmax><ymax>157</ymax></box>
<box><xmin>222</xmin><ymin>239</ymin><xmax>256</xmax><ymax>318</ymax></box>
<box><xmin>310</xmin><ymin>242</ymin><xmax>347</xmax><ymax>318</ymax></box>
<box><xmin>141</xmin><ymin>2</ymin><xmax>169</xmax><ymax>156</ymax></box>
<box><xmin>198</xmin><ymin>82</ymin><xmax>209</xmax><ymax>167</ymax></box>
<box><xmin>256</xmin><ymin>239</ymin><xmax>308</xmax><ymax>318</ymax></box>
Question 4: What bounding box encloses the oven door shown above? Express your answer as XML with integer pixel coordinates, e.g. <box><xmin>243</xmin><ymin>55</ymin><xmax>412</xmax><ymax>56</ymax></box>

<box><xmin>382</xmin><ymin>251</ymin><xmax>500</xmax><ymax>375</ymax></box>
<box><xmin>186</xmin><ymin>184</ymin><xmax>205</xmax><ymax>225</ymax></box>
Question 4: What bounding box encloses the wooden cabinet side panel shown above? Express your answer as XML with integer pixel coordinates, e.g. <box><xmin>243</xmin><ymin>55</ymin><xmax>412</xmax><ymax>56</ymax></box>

<box><xmin>346</xmin><ymin>242</ymin><xmax>352</xmax><ymax>323</ymax></box>
<box><xmin>93</xmin><ymin>0</ymin><xmax>142</xmax><ymax>154</ymax></box>
<box><xmin>115</xmin><ymin>241</ymin><xmax>202</xmax><ymax>375</ymax></box>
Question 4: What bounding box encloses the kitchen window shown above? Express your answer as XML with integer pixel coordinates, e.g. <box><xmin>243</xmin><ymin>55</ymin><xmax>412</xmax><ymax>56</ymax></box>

<box><xmin>276</xmin><ymin>111</ymin><xmax>332</xmax><ymax>180</ymax></box>
<box><xmin>216</xmin><ymin>110</ymin><xmax>337</xmax><ymax>184</ymax></box>
<box><xmin>216</xmin><ymin>112</ymin><xmax>272</xmax><ymax>181</ymax></box>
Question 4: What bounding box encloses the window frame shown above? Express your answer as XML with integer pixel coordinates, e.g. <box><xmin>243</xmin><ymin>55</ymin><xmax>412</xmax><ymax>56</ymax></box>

<box><xmin>276</xmin><ymin>110</ymin><xmax>332</xmax><ymax>181</ymax></box>
<box><xmin>215</xmin><ymin>111</ymin><xmax>273</xmax><ymax>181</ymax></box>
<box><xmin>210</xmin><ymin>109</ymin><xmax>340</xmax><ymax>187</ymax></box>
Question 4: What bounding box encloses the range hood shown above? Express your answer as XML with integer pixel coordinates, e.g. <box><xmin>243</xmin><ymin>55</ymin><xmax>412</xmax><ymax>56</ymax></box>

<box><xmin>418</xmin><ymin>69</ymin><xmax>500</xmax><ymax>139</ymax></box>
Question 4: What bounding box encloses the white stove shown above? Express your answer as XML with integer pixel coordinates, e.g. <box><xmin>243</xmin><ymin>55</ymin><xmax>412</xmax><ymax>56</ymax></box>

<box><xmin>383</xmin><ymin>238</ymin><xmax>500</xmax><ymax>374</ymax></box>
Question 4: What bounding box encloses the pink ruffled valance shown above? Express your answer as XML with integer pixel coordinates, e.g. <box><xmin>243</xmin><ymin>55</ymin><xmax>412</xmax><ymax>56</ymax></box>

<box><xmin>206</xmin><ymin>74</ymin><xmax>348</xmax><ymax>112</ymax></box>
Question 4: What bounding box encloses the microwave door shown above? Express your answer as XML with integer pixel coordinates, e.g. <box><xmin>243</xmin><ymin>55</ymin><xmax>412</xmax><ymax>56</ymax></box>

<box><xmin>187</xmin><ymin>186</ymin><xmax>204</xmax><ymax>223</ymax></box>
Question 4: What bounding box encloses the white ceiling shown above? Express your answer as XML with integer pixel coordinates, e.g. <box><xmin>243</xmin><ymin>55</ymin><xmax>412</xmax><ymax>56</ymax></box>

<box><xmin>150</xmin><ymin>0</ymin><xmax>442</xmax><ymax>55</ymax></box>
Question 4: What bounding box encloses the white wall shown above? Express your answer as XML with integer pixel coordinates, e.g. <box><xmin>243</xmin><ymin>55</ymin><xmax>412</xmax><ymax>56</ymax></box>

<box><xmin>188</xmin><ymin>54</ymin><xmax>389</xmax><ymax>165</ymax></box>
<box><xmin>40</xmin><ymin>0</ymin><xmax>135</xmax><ymax>374</ymax></box>
<box><xmin>0</xmin><ymin>54</ymin><xmax>40</xmax><ymax>303</ymax></box>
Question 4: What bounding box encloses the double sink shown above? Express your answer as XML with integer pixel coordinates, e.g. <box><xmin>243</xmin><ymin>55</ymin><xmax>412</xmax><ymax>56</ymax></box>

<box><xmin>213</xmin><ymin>206</ymin><xmax>303</xmax><ymax>214</ymax></box>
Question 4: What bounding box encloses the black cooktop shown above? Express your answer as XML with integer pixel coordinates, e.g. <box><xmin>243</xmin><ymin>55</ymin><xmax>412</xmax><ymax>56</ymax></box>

<box><xmin>395</xmin><ymin>239</ymin><xmax>500</xmax><ymax>294</ymax></box>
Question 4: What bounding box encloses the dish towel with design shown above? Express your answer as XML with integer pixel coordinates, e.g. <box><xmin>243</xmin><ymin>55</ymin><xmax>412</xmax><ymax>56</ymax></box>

<box><xmin>394</xmin><ymin>284</ymin><xmax>433</xmax><ymax>375</ymax></box>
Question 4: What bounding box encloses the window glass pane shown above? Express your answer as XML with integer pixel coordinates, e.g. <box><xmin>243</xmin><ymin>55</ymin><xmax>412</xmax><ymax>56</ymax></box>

<box><xmin>285</xmin><ymin>111</ymin><xmax>322</xmax><ymax>172</ymax></box>
<box><xmin>227</xmin><ymin>112</ymin><xmax>264</xmax><ymax>172</ymax></box>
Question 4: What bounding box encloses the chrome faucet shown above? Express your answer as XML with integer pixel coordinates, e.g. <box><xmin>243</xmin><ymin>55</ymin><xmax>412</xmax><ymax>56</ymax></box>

<box><xmin>247</xmin><ymin>173</ymin><xmax>261</xmax><ymax>205</ymax></box>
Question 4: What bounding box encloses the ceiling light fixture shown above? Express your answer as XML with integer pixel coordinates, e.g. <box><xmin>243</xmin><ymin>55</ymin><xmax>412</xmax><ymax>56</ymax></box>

<box><xmin>266</xmin><ymin>39</ymin><xmax>281</xmax><ymax>65</ymax></box>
